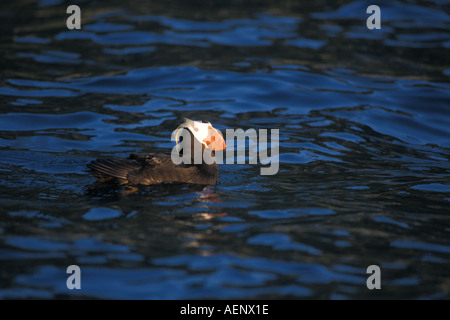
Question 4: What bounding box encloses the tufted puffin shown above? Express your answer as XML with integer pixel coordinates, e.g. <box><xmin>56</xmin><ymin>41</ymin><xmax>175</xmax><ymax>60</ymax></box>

<box><xmin>88</xmin><ymin>119</ymin><xmax>226</xmax><ymax>186</ymax></box>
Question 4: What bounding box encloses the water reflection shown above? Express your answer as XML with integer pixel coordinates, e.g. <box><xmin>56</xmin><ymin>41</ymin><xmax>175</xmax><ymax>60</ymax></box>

<box><xmin>1</xmin><ymin>0</ymin><xmax>449</xmax><ymax>299</ymax></box>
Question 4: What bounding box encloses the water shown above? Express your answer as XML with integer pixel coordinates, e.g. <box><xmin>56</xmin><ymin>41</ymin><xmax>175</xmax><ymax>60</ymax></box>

<box><xmin>0</xmin><ymin>0</ymin><xmax>449</xmax><ymax>299</ymax></box>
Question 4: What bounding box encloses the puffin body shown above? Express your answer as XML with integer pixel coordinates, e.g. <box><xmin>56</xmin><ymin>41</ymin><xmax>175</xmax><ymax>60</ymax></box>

<box><xmin>88</xmin><ymin>119</ymin><xmax>226</xmax><ymax>186</ymax></box>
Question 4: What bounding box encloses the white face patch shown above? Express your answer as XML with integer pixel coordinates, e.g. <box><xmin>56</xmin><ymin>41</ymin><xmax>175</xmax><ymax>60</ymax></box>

<box><xmin>189</xmin><ymin>120</ymin><xmax>211</xmax><ymax>143</ymax></box>
<box><xmin>173</xmin><ymin>118</ymin><xmax>212</xmax><ymax>145</ymax></box>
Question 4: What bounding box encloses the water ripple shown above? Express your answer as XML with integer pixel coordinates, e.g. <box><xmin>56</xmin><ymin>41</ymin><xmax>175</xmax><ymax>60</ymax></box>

<box><xmin>1</xmin><ymin>0</ymin><xmax>449</xmax><ymax>299</ymax></box>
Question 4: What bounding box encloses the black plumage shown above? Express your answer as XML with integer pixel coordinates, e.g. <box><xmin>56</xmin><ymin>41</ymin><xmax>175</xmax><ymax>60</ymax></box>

<box><xmin>87</xmin><ymin>122</ymin><xmax>222</xmax><ymax>186</ymax></box>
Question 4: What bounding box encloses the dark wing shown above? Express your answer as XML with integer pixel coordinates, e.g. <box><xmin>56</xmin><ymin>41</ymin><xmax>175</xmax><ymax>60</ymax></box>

<box><xmin>87</xmin><ymin>158</ymin><xmax>141</xmax><ymax>184</ymax></box>
<box><xmin>127</xmin><ymin>153</ymin><xmax>208</xmax><ymax>185</ymax></box>
<box><xmin>88</xmin><ymin>153</ymin><xmax>216</xmax><ymax>185</ymax></box>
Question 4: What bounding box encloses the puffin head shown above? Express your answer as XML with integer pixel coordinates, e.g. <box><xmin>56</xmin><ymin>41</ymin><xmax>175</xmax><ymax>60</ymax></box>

<box><xmin>173</xmin><ymin>118</ymin><xmax>226</xmax><ymax>151</ymax></box>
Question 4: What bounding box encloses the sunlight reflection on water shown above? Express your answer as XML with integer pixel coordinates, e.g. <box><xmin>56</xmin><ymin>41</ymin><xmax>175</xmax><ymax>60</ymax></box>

<box><xmin>0</xmin><ymin>0</ymin><xmax>449</xmax><ymax>299</ymax></box>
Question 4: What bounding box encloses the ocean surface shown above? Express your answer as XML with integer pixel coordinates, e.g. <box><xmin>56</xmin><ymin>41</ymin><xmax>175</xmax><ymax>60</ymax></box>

<box><xmin>0</xmin><ymin>0</ymin><xmax>449</xmax><ymax>299</ymax></box>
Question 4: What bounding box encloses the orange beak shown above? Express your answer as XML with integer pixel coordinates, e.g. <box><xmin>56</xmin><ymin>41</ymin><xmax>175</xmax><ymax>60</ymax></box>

<box><xmin>203</xmin><ymin>126</ymin><xmax>226</xmax><ymax>151</ymax></box>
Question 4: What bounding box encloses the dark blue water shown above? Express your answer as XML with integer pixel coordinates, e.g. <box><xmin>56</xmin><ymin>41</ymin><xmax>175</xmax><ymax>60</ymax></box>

<box><xmin>0</xmin><ymin>0</ymin><xmax>449</xmax><ymax>299</ymax></box>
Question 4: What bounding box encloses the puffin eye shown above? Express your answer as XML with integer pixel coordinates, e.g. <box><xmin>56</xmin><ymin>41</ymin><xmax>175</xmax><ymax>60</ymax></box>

<box><xmin>201</xmin><ymin>120</ymin><xmax>209</xmax><ymax>123</ymax></box>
